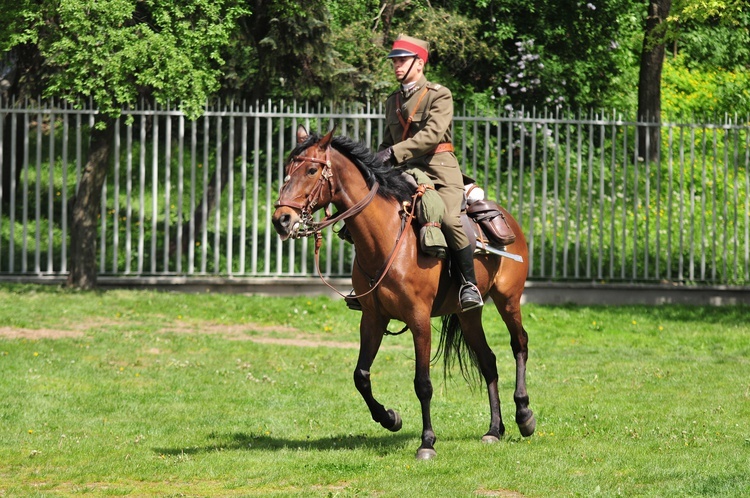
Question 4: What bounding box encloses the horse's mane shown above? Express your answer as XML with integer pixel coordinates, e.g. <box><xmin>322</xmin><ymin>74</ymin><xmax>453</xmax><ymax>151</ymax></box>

<box><xmin>290</xmin><ymin>133</ymin><xmax>414</xmax><ymax>203</ymax></box>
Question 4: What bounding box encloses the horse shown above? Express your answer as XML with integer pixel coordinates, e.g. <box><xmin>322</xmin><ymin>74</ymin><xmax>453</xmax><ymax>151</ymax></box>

<box><xmin>272</xmin><ymin>127</ymin><xmax>535</xmax><ymax>460</ymax></box>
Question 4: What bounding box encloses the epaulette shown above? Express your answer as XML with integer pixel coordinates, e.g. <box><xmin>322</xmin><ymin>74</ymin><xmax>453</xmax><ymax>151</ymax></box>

<box><xmin>426</xmin><ymin>82</ymin><xmax>442</xmax><ymax>91</ymax></box>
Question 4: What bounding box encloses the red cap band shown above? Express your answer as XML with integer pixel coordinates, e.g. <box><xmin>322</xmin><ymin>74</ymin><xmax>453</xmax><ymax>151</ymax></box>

<box><xmin>391</xmin><ymin>39</ymin><xmax>428</xmax><ymax>63</ymax></box>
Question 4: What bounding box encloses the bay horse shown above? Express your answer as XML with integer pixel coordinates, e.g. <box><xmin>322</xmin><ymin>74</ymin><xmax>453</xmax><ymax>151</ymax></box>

<box><xmin>272</xmin><ymin>127</ymin><xmax>535</xmax><ymax>460</ymax></box>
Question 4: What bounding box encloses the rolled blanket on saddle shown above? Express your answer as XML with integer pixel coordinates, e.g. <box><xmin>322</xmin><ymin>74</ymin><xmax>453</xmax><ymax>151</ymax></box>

<box><xmin>404</xmin><ymin>168</ymin><xmax>449</xmax><ymax>259</ymax></box>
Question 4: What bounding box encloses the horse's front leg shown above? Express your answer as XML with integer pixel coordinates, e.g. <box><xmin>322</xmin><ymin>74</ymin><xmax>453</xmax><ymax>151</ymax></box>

<box><xmin>412</xmin><ymin>317</ymin><xmax>437</xmax><ymax>460</ymax></box>
<box><xmin>353</xmin><ymin>313</ymin><xmax>402</xmax><ymax>432</ymax></box>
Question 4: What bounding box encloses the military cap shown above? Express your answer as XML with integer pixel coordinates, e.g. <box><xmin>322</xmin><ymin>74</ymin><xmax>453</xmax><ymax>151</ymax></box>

<box><xmin>387</xmin><ymin>34</ymin><xmax>429</xmax><ymax>63</ymax></box>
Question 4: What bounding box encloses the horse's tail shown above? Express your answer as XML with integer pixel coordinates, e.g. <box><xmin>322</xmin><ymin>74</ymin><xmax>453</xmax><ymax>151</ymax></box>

<box><xmin>435</xmin><ymin>313</ymin><xmax>482</xmax><ymax>386</ymax></box>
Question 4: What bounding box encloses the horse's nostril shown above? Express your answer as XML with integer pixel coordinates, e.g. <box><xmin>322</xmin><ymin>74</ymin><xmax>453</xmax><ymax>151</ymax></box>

<box><xmin>279</xmin><ymin>214</ymin><xmax>291</xmax><ymax>228</ymax></box>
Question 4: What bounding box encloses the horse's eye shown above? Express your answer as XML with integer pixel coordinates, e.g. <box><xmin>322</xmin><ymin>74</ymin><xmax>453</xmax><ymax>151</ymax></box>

<box><xmin>307</xmin><ymin>166</ymin><xmax>318</xmax><ymax>176</ymax></box>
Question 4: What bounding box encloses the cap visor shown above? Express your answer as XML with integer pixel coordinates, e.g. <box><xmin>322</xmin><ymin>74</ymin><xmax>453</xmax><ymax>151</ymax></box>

<box><xmin>387</xmin><ymin>48</ymin><xmax>417</xmax><ymax>58</ymax></box>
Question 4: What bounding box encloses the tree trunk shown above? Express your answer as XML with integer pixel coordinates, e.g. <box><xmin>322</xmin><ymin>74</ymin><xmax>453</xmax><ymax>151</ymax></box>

<box><xmin>637</xmin><ymin>0</ymin><xmax>671</xmax><ymax>162</ymax></box>
<box><xmin>66</xmin><ymin>117</ymin><xmax>114</xmax><ymax>289</ymax></box>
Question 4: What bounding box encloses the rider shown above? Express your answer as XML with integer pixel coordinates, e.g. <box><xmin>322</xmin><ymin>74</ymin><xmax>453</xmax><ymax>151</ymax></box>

<box><xmin>375</xmin><ymin>34</ymin><xmax>483</xmax><ymax>312</ymax></box>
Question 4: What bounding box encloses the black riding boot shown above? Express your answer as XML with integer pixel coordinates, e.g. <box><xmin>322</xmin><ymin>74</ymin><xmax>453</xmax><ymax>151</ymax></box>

<box><xmin>454</xmin><ymin>245</ymin><xmax>484</xmax><ymax>311</ymax></box>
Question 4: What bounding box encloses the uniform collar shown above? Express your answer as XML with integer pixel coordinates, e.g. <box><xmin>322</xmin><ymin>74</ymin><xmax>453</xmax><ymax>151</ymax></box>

<box><xmin>400</xmin><ymin>75</ymin><xmax>428</xmax><ymax>100</ymax></box>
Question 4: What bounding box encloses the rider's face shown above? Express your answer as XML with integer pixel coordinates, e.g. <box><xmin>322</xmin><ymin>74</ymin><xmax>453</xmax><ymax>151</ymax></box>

<box><xmin>391</xmin><ymin>56</ymin><xmax>424</xmax><ymax>84</ymax></box>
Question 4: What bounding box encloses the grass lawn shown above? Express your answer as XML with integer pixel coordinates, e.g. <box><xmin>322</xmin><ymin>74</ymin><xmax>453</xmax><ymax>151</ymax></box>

<box><xmin>0</xmin><ymin>285</ymin><xmax>749</xmax><ymax>496</ymax></box>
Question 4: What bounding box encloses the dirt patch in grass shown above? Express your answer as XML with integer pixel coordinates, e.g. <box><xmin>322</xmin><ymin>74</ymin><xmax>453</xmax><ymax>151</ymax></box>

<box><xmin>0</xmin><ymin>321</ymin><xmax>360</xmax><ymax>349</ymax></box>
<box><xmin>0</xmin><ymin>327</ymin><xmax>85</xmax><ymax>340</ymax></box>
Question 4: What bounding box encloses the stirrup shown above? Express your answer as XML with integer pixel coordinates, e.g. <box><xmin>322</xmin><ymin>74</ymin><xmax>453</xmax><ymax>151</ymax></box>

<box><xmin>345</xmin><ymin>290</ymin><xmax>362</xmax><ymax>311</ymax></box>
<box><xmin>459</xmin><ymin>282</ymin><xmax>484</xmax><ymax>312</ymax></box>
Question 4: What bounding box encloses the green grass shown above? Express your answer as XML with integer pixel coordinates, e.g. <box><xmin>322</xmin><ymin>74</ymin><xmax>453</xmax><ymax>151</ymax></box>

<box><xmin>1</xmin><ymin>285</ymin><xmax>749</xmax><ymax>496</ymax></box>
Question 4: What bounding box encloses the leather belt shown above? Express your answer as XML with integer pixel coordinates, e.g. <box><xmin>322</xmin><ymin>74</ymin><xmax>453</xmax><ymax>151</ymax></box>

<box><xmin>431</xmin><ymin>143</ymin><xmax>454</xmax><ymax>154</ymax></box>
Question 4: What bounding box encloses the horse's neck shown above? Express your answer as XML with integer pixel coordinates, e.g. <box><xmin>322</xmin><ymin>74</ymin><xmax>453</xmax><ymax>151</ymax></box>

<box><xmin>340</xmin><ymin>194</ymin><xmax>406</xmax><ymax>259</ymax></box>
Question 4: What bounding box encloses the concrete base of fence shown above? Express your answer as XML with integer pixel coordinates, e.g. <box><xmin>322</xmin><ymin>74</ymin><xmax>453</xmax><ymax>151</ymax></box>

<box><xmin>521</xmin><ymin>281</ymin><xmax>750</xmax><ymax>306</ymax></box>
<box><xmin>4</xmin><ymin>276</ymin><xmax>750</xmax><ymax>306</ymax></box>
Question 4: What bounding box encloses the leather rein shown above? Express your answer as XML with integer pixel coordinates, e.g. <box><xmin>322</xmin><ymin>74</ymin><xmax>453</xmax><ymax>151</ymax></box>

<box><xmin>275</xmin><ymin>144</ymin><xmax>422</xmax><ymax>301</ymax></box>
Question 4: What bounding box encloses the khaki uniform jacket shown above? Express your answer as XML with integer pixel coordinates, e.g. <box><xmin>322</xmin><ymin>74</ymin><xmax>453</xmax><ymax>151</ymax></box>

<box><xmin>378</xmin><ymin>75</ymin><xmax>469</xmax><ymax>250</ymax></box>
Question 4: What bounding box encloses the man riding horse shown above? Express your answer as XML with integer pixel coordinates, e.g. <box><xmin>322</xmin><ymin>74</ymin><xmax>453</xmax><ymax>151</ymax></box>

<box><xmin>373</xmin><ymin>34</ymin><xmax>483</xmax><ymax>312</ymax></box>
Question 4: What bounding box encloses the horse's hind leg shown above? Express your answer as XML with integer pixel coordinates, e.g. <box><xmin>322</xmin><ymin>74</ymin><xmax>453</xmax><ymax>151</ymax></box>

<box><xmin>492</xmin><ymin>292</ymin><xmax>536</xmax><ymax>437</ymax></box>
<box><xmin>353</xmin><ymin>314</ymin><xmax>402</xmax><ymax>432</ymax></box>
<box><xmin>456</xmin><ymin>312</ymin><xmax>506</xmax><ymax>442</ymax></box>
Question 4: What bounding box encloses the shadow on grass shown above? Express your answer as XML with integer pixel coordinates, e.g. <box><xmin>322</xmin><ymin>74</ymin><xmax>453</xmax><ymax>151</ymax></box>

<box><xmin>154</xmin><ymin>431</ymin><xmax>415</xmax><ymax>456</ymax></box>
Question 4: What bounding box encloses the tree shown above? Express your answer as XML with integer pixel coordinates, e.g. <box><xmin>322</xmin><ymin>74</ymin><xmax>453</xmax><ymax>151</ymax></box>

<box><xmin>637</xmin><ymin>0</ymin><xmax>671</xmax><ymax>161</ymax></box>
<box><xmin>5</xmin><ymin>0</ymin><xmax>247</xmax><ymax>289</ymax></box>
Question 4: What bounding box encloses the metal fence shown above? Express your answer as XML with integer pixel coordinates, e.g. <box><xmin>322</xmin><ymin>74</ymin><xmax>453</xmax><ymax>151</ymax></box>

<box><xmin>1</xmin><ymin>99</ymin><xmax>748</xmax><ymax>284</ymax></box>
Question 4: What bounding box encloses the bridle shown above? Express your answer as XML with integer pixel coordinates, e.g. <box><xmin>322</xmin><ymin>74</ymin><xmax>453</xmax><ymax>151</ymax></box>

<box><xmin>275</xmin><ymin>144</ymin><xmax>379</xmax><ymax>238</ymax></box>
<box><xmin>274</xmin><ymin>142</ymin><xmax>423</xmax><ymax>302</ymax></box>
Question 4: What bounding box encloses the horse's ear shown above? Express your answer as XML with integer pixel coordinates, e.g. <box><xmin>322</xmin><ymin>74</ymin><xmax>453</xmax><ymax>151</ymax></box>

<box><xmin>319</xmin><ymin>126</ymin><xmax>336</xmax><ymax>149</ymax></box>
<box><xmin>296</xmin><ymin>125</ymin><xmax>308</xmax><ymax>144</ymax></box>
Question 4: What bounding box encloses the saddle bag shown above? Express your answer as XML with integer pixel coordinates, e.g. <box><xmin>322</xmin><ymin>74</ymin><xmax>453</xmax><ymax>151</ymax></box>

<box><xmin>467</xmin><ymin>199</ymin><xmax>516</xmax><ymax>246</ymax></box>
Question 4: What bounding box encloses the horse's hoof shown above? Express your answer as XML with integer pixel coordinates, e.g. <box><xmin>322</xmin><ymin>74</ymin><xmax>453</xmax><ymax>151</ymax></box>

<box><xmin>415</xmin><ymin>448</ymin><xmax>437</xmax><ymax>460</ymax></box>
<box><xmin>482</xmin><ymin>434</ymin><xmax>501</xmax><ymax>444</ymax></box>
<box><xmin>517</xmin><ymin>412</ymin><xmax>536</xmax><ymax>437</ymax></box>
<box><xmin>386</xmin><ymin>409</ymin><xmax>402</xmax><ymax>432</ymax></box>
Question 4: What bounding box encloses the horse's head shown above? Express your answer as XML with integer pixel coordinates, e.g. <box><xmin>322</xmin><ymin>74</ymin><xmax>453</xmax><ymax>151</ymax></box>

<box><xmin>272</xmin><ymin>126</ymin><xmax>336</xmax><ymax>240</ymax></box>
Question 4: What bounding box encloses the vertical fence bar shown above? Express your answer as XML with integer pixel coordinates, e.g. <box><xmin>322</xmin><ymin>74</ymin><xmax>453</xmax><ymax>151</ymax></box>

<box><xmin>539</xmin><ymin>115</ymin><xmax>549</xmax><ymax>278</ymax></box>
<box><xmin>688</xmin><ymin>127</ymin><xmax>697</xmax><ymax>281</ymax></box>
<box><xmin>226</xmin><ymin>109</ymin><xmax>235</xmax><ymax>275</ymax></box>
<box><xmin>137</xmin><ymin>113</ymin><xmax>146</xmax><ymax>273</ymax></box>
<box><xmin>552</xmin><ymin>117</ymin><xmax>560</xmax><ymax>278</ymax></box>
<box><xmin>562</xmin><ymin>117</ymin><xmax>572</xmax><ymax>278</ymax></box>
<box><xmin>527</xmin><ymin>114</ymin><xmax>536</xmax><ymax>276</ymax></box>
<box><xmin>176</xmin><ymin>113</ymin><xmax>185</xmax><ymax>274</ymax></box>
<box><xmin>47</xmin><ymin>108</ymin><xmax>55</xmax><ymax>273</ymax></box>
<box><xmin>273</xmin><ymin>106</ymin><xmax>284</xmax><ymax>276</ymax></box>
<box><xmin>287</xmin><ymin>112</ymin><xmax>297</xmax><ymax>275</ymax></box>
<box><xmin>34</xmin><ymin>109</ymin><xmax>42</xmax><ymax>273</ymax></box>
<box><xmin>677</xmin><ymin>126</ymin><xmax>686</xmax><ymax>281</ymax></box>
<box><xmin>188</xmin><ymin>119</ymin><xmax>197</xmax><ymax>274</ymax></box>
<box><xmin>609</xmin><ymin>119</ymin><xmax>617</xmax><ymax>280</ymax></box>
<box><xmin>251</xmin><ymin>107</ymin><xmax>260</xmax><ymax>275</ymax></box>
<box><xmin>596</xmin><ymin>115</ymin><xmax>607</xmax><ymax>280</ymax></box>
<box><xmin>631</xmin><ymin>122</ymin><xmax>639</xmax><ymax>280</ymax></box>
<box><xmin>163</xmin><ymin>111</ymin><xmax>172</xmax><ymax>273</ymax></box>
<box><xmin>240</xmin><ymin>106</ymin><xmax>249</xmax><ymax>275</ymax></box>
<box><xmin>125</xmin><ymin>119</ymin><xmax>133</xmax><ymax>274</ymax></box>
<box><xmin>9</xmin><ymin>111</ymin><xmax>18</xmax><ymax>271</ymax></box>
<box><xmin>61</xmin><ymin>105</ymin><xmax>69</xmax><ymax>273</ymax></box>
<box><xmin>620</xmin><ymin>124</ymin><xmax>628</xmax><ymax>279</ymax></box>
<box><xmin>213</xmin><ymin>111</ymin><xmax>222</xmax><ymax>273</ymax></box>
<box><xmin>150</xmin><ymin>108</ymin><xmax>159</xmax><ymax>273</ymax></box>
<box><xmin>654</xmin><ymin>121</ymin><xmax>663</xmax><ymax>279</ymax></box>
<box><xmin>21</xmin><ymin>110</ymin><xmax>30</xmax><ymax>273</ymax></box>
<box><xmin>665</xmin><ymin>125</ymin><xmax>674</xmax><ymax>281</ymax></box>
<box><xmin>585</xmin><ymin>118</ymin><xmax>594</xmax><ymax>279</ymax></box>
<box><xmin>264</xmin><ymin>108</ymin><xmax>273</xmax><ymax>275</ymax></box>
<box><xmin>648</xmin><ymin>123</ymin><xmax>656</xmax><ymax>279</ymax></box>
<box><xmin>573</xmin><ymin>118</ymin><xmax>583</xmax><ymax>279</ymax></box>
<box><xmin>112</xmin><ymin>118</ymin><xmax>121</xmax><ymax>274</ymax></box>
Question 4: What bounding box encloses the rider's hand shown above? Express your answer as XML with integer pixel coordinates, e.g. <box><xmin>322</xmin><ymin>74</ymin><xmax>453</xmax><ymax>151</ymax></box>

<box><xmin>376</xmin><ymin>147</ymin><xmax>394</xmax><ymax>166</ymax></box>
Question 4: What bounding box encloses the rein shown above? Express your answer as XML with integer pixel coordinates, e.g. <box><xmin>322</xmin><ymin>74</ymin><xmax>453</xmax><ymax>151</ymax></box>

<box><xmin>315</xmin><ymin>186</ymin><xmax>424</xmax><ymax>302</ymax></box>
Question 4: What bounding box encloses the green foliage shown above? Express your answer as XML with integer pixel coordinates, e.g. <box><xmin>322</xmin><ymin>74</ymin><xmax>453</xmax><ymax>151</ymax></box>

<box><xmin>15</xmin><ymin>0</ymin><xmax>247</xmax><ymax>119</ymax></box>
<box><xmin>662</xmin><ymin>54</ymin><xmax>750</xmax><ymax>117</ymax></box>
